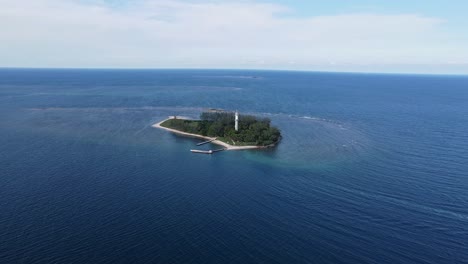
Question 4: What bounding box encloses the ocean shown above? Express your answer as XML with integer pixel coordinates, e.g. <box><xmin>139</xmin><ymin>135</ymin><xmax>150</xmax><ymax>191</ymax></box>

<box><xmin>0</xmin><ymin>69</ymin><xmax>467</xmax><ymax>263</ymax></box>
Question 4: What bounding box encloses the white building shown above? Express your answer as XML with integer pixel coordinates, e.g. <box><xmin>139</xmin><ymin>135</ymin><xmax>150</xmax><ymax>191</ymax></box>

<box><xmin>235</xmin><ymin>110</ymin><xmax>239</xmax><ymax>131</ymax></box>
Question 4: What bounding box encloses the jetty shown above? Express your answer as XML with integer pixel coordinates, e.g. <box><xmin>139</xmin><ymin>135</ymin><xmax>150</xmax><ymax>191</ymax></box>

<box><xmin>190</xmin><ymin>148</ymin><xmax>225</xmax><ymax>154</ymax></box>
<box><xmin>196</xmin><ymin>138</ymin><xmax>217</xmax><ymax>146</ymax></box>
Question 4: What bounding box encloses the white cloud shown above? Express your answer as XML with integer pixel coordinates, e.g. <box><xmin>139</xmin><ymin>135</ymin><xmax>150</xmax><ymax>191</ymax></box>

<box><xmin>0</xmin><ymin>0</ymin><xmax>466</xmax><ymax>73</ymax></box>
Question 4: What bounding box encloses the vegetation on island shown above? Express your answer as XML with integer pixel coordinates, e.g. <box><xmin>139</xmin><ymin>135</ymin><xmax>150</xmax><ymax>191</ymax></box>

<box><xmin>161</xmin><ymin>111</ymin><xmax>281</xmax><ymax>146</ymax></box>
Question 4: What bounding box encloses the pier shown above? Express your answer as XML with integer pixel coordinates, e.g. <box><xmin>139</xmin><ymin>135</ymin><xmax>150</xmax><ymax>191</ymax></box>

<box><xmin>196</xmin><ymin>138</ymin><xmax>217</xmax><ymax>146</ymax></box>
<box><xmin>190</xmin><ymin>148</ymin><xmax>225</xmax><ymax>154</ymax></box>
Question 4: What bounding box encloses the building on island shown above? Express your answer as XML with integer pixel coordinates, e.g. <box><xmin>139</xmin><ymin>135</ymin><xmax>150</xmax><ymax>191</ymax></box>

<box><xmin>235</xmin><ymin>110</ymin><xmax>239</xmax><ymax>131</ymax></box>
<box><xmin>206</xmin><ymin>108</ymin><xmax>239</xmax><ymax>131</ymax></box>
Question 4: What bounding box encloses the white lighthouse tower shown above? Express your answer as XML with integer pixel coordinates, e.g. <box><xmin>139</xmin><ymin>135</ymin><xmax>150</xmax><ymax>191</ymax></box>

<box><xmin>235</xmin><ymin>110</ymin><xmax>239</xmax><ymax>131</ymax></box>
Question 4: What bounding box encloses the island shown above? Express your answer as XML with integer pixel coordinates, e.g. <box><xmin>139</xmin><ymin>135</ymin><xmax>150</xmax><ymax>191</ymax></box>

<box><xmin>152</xmin><ymin>110</ymin><xmax>281</xmax><ymax>151</ymax></box>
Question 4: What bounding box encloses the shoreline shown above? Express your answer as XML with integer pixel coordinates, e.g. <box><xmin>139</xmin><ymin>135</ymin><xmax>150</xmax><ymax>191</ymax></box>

<box><xmin>152</xmin><ymin>117</ymin><xmax>265</xmax><ymax>151</ymax></box>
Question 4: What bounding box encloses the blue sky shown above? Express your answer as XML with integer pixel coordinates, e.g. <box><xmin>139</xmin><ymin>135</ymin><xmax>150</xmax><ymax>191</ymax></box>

<box><xmin>270</xmin><ymin>0</ymin><xmax>468</xmax><ymax>16</ymax></box>
<box><xmin>1</xmin><ymin>0</ymin><xmax>467</xmax><ymax>74</ymax></box>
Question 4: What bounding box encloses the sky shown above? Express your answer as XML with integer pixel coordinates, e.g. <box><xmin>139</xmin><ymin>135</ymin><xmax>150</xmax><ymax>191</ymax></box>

<box><xmin>1</xmin><ymin>0</ymin><xmax>468</xmax><ymax>74</ymax></box>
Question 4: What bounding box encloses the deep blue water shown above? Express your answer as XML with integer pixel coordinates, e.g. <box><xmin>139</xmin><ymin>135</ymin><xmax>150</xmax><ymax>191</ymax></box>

<box><xmin>1</xmin><ymin>69</ymin><xmax>467</xmax><ymax>263</ymax></box>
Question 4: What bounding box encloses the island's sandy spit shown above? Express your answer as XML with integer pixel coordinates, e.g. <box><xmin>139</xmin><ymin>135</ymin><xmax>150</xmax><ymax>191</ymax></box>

<box><xmin>152</xmin><ymin>117</ymin><xmax>261</xmax><ymax>151</ymax></box>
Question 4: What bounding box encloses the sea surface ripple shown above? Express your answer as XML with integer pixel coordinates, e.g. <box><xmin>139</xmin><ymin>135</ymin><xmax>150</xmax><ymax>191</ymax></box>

<box><xmin>0</xmin><ymin>69</ymin><xmax>467</xmax><ymax>263</ymax></box>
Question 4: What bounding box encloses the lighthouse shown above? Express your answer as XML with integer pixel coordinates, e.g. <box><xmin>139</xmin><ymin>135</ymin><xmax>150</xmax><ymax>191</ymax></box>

<box><xmin>235</xmin><ymin>110</ymin><xmax>239</xmax><ymax>131</ymax></box>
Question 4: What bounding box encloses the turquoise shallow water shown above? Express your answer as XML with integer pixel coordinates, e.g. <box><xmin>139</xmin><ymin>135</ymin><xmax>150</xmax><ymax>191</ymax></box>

<box><xmin>0</xmin><ymin>69</ymin><xmax>467</xmax><ymax>263</ymax></box>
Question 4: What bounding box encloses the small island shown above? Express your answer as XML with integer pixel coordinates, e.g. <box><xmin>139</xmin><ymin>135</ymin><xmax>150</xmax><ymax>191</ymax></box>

<box><xmin>153</xmin><ymin>110</ymin><xmax>281</xmax><ymax>151</ymax></box>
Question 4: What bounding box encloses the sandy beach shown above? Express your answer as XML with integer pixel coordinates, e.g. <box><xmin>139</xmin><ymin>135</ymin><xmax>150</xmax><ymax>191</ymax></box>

<box><xmin>152</xmin><ymin>117</ymin><xmax>262</xmax><ymax>151</ymax></box>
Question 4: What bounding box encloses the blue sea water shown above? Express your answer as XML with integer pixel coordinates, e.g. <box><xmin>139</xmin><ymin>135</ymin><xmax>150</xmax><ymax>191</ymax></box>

<box><xmin>0</xmin><ymin>69</ymin><xmax>467</xmax><ymax>263</ymax></box>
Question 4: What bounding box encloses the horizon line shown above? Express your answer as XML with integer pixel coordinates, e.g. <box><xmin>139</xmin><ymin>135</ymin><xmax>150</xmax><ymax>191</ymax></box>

<box><xmin>1</xmin><ymin>67</ymin><xmax>467</xmax><ymax>77</ymax></box>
